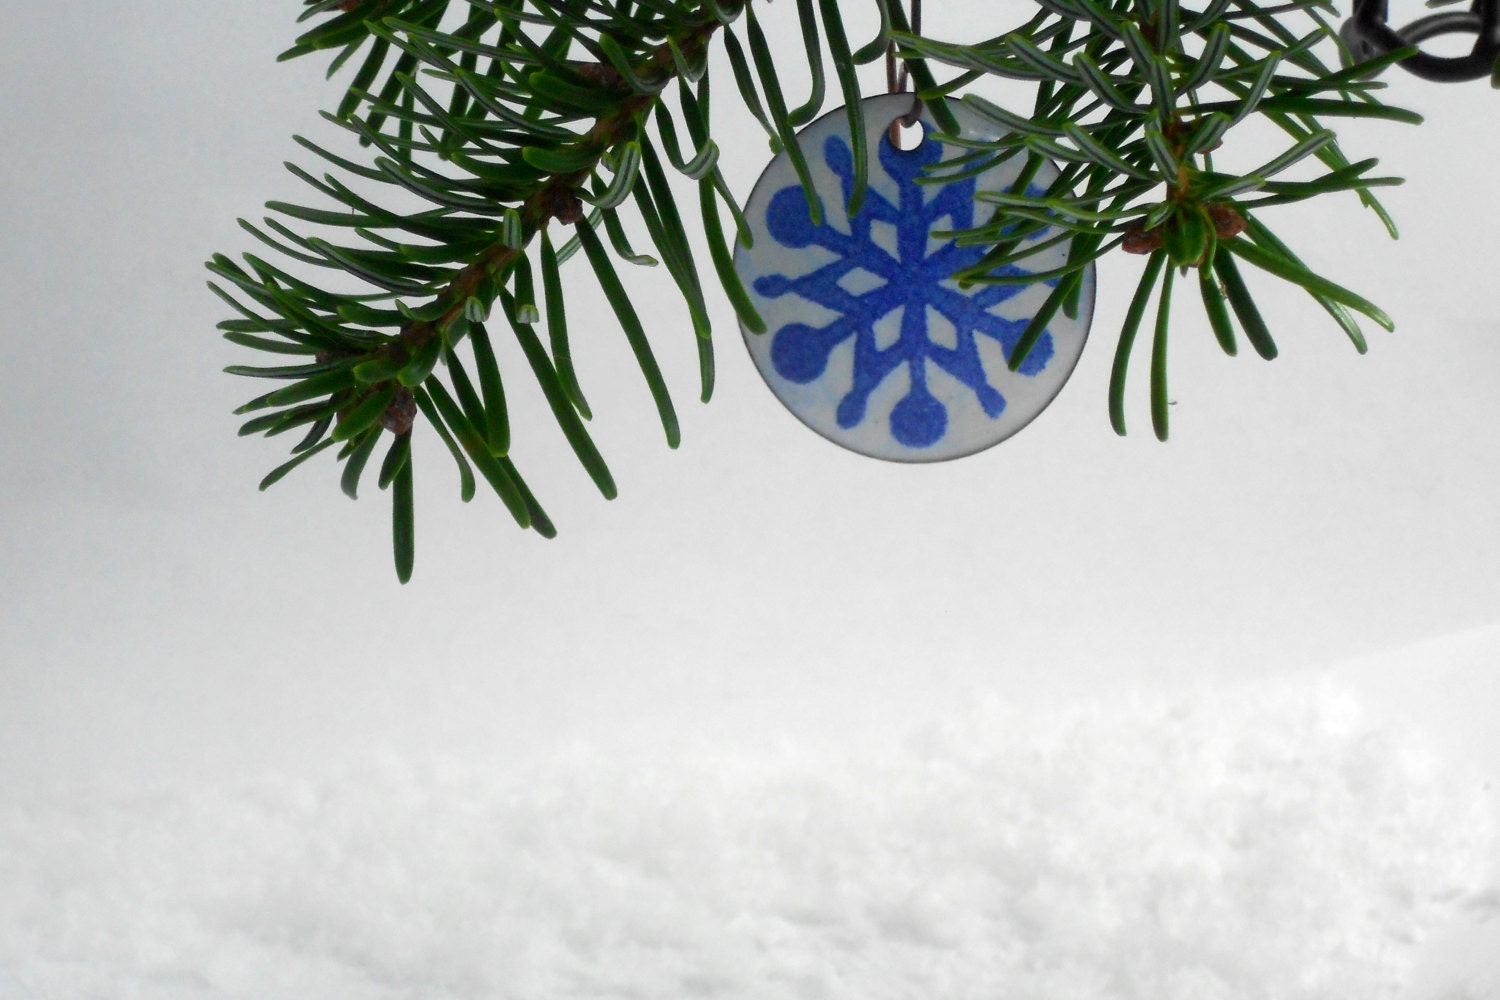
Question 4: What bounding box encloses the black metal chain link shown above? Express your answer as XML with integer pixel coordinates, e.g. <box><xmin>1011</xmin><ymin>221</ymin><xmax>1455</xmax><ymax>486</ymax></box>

<box><xmin>1341</xmin><ymin>0</ymin><xmax>1500</xmax><ymax>82</ymax></box>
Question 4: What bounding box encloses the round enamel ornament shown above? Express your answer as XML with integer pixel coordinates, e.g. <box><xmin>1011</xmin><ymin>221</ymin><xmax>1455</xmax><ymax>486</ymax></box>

<box><xmin>735</xmin><ymin>94</ymin><xmax>1095</xmax><ymax>462</ymax></box>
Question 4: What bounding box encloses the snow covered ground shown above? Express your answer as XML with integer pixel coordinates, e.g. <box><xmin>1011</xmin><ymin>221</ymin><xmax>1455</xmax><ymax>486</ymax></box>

<box><xmin>2</xmin><ymin>638</ymin><xmax>1496</xmax><ymax>1000</ymax></box>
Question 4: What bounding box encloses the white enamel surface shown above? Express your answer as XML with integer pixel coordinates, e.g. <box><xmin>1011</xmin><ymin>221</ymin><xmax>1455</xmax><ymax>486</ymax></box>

<box><xmin>735</xmin><ymin>94</ymin><xmax>1095</xmax><ymax>461</ymax></box>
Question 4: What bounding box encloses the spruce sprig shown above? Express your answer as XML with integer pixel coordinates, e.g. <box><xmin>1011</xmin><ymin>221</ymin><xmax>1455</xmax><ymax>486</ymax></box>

<box><xmin>214</xmin><ymin>0</ymin><xmax>888</xmax><ymax>580</ymax></box>
<box><xmin>214</xmin><ymin>1</ymin><xmax>1420</xmax><ymax>580</ymax></box>
<box><xmin>895</xmin><ymin>0</ymin><xmax>1419</xmax><ymax>441</ymax></box>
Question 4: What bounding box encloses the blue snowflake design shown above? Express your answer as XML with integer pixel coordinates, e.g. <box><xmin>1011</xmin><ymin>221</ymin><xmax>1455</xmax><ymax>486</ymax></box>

<box><xmin>754</xmin><ymin>130</ymin><xmax>1055</xmax><ymax>449</ymax></box>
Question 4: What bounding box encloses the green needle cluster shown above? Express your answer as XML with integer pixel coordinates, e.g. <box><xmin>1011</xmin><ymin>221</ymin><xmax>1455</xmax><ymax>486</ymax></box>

<box><xmin>897</xmin><ymin>0</ymin><xmax>1419</xmax><ymax>441</ymax></box>
<box><xmin>212</xmin><ymin>0</ymin><xmax>1420</xmax><ymax>580</ymax></box>
<box><xmin>212</xmin><ymin>0</ymin><xmax>888</xmax><ymax>580</ymax></box>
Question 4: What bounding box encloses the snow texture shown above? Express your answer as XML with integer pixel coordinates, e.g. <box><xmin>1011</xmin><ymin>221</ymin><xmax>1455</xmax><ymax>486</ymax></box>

<box><xmin>1</xmin><ymin>680</ymin><xmax>1493</xmax><ymax>1000</ymax></box>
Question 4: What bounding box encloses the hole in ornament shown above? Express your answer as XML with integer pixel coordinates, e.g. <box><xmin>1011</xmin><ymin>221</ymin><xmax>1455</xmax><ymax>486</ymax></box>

<box><xmin>889</xmin><ymin>117</ymin><xmax>924</xmax><ymax>151</ymax></box>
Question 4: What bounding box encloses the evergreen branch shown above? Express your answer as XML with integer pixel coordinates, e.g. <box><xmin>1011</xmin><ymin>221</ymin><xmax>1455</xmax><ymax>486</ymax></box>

<box><xmin>908</xmin><ymin>0</ymin><xmax>1414</xmax><ymax>438</ymax></box>
<box><xmin>219</xmin><ymin>0</ymin><xmax>1429</xmax><ymax>580</ymax></box>
<box><xmin>224</xmin><ymin>0</ymin><xmax>792</xmax><ymax>580</ymax></box>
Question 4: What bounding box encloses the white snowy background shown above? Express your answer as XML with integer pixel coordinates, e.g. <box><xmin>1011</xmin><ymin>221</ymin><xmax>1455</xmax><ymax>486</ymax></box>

<box><xmin>2</xmin><ymin>3</ymin><xmax>1499</xmax><ymax>998</ymax></box>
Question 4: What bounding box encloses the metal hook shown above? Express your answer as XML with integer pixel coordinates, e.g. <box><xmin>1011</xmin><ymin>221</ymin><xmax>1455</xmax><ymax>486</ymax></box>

<box><xmin>1341</xmin><ymin>0</ymin><xmax>1500</xmax><ymax>82</ymax></box>
<box><xmin>886</xmin><ymin>0</ymin><xmax>924</xmax><ymax>148</ymax></box>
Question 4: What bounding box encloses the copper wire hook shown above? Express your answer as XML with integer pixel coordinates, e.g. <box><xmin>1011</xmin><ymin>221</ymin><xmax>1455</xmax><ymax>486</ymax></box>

<box><xmin>886</xmin><ymin>0</ymin><xmax>923</xmax><ymax>148</ymax></box>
